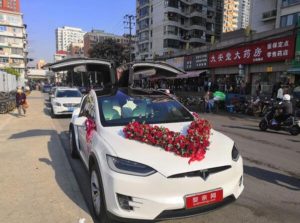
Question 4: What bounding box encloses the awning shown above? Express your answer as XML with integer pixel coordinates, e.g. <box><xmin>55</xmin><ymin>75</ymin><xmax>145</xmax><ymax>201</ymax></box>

<box><xmin>175</xmin><ymin>70</ymin><xmax>207</xmax><ymax>79</ymax></box>
<box><xmin>287</xmin><ymin>67</ymin><xmax>300</xmax><ymax>74</ymax></box>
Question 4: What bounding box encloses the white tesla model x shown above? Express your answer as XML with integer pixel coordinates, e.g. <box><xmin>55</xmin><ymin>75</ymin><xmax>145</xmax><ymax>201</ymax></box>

<box><xmin>69</xmin><ymin>86</ymin><xmax>244</xmax><ymax>222</ymax></box>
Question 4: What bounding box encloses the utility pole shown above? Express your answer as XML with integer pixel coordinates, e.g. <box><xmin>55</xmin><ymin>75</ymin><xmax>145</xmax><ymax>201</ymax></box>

<box><xmin>124</xmin><ymin>14</ymin><xmax>136</xmax><ymax>63</ymax></box>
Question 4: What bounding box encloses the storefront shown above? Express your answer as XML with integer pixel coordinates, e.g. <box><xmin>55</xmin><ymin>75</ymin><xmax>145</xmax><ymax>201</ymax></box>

<box><xmin>208</xmin><ymin>34</ymin><xmax>296</xmax><ymax>95</ymax></box>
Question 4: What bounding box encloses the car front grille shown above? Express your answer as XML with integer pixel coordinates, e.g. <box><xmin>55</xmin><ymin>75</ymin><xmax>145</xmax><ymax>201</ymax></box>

<box><xmin>168</xmin><ymin>165</ymin><xmax>231</xmax><ymax>180</ymax></box>
<box><xmin>63</xmin><ymin>103</ymin><xmax>79</xmax><ymax>108</ymax></box>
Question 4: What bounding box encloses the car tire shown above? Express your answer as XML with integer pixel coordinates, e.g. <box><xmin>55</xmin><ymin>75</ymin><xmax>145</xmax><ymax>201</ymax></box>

<box><xmin>69</xmin><ymin>126</ymin><xmax>79</xmax><ymax>158</ymax></box>
<box><xmin>51</xmin><ymin>107</ymin><xmax>56</xmax><ymax>118</ymax></box>
<box><xmin>90</xmin><ymin>164</ymin><xmax>112</xmax><ymax>223</ymax></box>
<box><xmin>290</xmin><ymin>126</ymin><xmax>299</xmax><ymax>136</ymax></box>
<box><xmin>259</xmin><ymin>120</ymin><xmax>268</xmax><ymax>131</ymax></box>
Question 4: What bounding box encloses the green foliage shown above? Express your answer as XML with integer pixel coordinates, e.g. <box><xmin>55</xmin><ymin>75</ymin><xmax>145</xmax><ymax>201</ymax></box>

<box><xmin>3</xmin><ymin>67</ymin><xmax>20</xmax><ymax>77</ymax></box>
<box><xmin>88</xmin><ymin>39</ymin><xmax>129</xmax><ymax>66</ymax></box>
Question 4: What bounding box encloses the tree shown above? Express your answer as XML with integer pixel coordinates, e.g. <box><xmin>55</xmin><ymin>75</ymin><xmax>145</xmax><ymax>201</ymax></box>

<box><xmin>88</xmin><ymin>39</ymin><xmax>129</xmax><ymax>66</ymax></box>
<box><xmin>3</xmin><ymin>67</ymin><xmax>20</xmax><ymax>78</ymax></box>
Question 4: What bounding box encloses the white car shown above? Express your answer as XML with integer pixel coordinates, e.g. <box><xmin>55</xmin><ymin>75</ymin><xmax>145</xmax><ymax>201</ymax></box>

<box><xmin>69</xmin><ymin>87</ymin><xmax>244</xmax><ymax>222</ymax></box>
<box><xmin>51</xmin><ymin>87</ymin><xmax>82</xmax><ymax>117</ymax></box>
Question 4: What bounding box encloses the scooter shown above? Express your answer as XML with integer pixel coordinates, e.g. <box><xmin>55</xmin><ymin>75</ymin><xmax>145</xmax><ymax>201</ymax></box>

<box><xmin>259</xmin><ymin>106</ymin><xmax>300</xmax><ymax>135</ymax></box>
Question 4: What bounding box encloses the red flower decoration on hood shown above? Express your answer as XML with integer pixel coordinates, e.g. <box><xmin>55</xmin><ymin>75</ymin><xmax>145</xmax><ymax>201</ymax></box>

<box><xmin>123</xmin><ymin>113</ymin><xmax>211</xmax><ymax>163</ymax></box>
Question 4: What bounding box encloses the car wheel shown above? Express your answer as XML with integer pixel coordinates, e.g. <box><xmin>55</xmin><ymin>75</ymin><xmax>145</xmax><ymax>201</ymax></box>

<box><xmin>51</xmin><ymin>107</ymin><xmax>56</xmax><ymax>118</ymax></box>
<box><xmin>290</xmin><ymin>126</ymin><xmax>299</xmax><ymax>136</ymax></box>
<box><xmin>259</xmin><ymin>120</ymin><xmax>268</xmax><ymax>131</ymax></box>
<box><xmin>69</xmin><ymin>126</ymin><xmax>79</xmax><ymax>158</ymax></box>
<box><xmin>90</xmin><ymin>164</ymin><xmax>112</xmax><ymax>222</ymax></box>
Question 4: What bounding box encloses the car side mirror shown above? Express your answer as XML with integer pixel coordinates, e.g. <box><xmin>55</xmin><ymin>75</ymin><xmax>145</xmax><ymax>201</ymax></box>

<box><xmin>74</xmin><ymin>116</ymin><xmax>87</xmax><ymax>127</ymax></box>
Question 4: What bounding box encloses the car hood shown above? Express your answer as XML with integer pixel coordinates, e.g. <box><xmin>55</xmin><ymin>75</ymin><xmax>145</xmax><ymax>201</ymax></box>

<box><xmin>101</xmin><ymin>122</ymin><xmax>234</xmax><ymax>177</ymax></box>
<box><xmin>53</xmin><ymin>97</ymin><xmax>82</xmax><ymax>104</ymax></box>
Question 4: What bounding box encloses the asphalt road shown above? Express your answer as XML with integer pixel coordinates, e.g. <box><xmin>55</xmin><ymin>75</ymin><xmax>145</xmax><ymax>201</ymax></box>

<box><xmin>45</xmin><ymin>95</ymin><xmax>300</xmax><ymax>223</ymax></box>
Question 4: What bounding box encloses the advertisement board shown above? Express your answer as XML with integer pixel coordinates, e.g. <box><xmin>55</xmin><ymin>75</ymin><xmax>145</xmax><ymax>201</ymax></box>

<box><xmin>209</xmin><ymin>35</ymin><xmax>295</xmax><ymax>68</ymax></box>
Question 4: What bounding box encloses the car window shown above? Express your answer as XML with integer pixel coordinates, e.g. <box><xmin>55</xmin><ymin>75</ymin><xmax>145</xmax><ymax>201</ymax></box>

<box><xmin>56</xmin><ymin>90</ymin><xmax>82</xmax><ymax>98</ymax></box>
<box><xmin>79</xmin><ymin>94</ymin><xmax>96</xmax><ymax>120</ymax></box>
<box><xmin>98</xmin><ymin>90</ymin><xmax>193</xmax><ymax>126</ymax></box>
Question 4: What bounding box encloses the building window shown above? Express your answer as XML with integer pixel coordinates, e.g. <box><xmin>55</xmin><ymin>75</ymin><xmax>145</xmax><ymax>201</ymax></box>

<box><xmin>139</xmin><ymin>18</ymin><xmax>149</xmax><ymax>30</ymax></box>
<box><xmin>282</xmin><ymin>0</ymin><xmax>300</xmax><ymax>7</ymax></box>
<box><xmin>166</xmin><ymin>0</ymin><xmax>179</xmax><ymax>8</ymax></box>
<box><xmin>139</xmin><ymin>0</ymin><xmax>149</xmax><ymax>7</ymax></box>
<box><xmin>163</xmin><ymin>25</ymin><xmax>178</xmax><ymax>35</ymax></box>
<box><xmin>139</xmin><ymin>6</ymin><xmax>149</xmax><ymax>18</ymax></box>
<box><xmin>280</xmin><ymin>13</ymin><xmax>299</xmax><ymax>27</ymax></box>
<box><xmin>139</xmin><ymin>31</ymin><xmax>149</xmax><ymax>41</ymax></box>
<box><xmin>163</xmin><ymin>39</ymin><xmax>180</xmax><ymax>48</ymax></box>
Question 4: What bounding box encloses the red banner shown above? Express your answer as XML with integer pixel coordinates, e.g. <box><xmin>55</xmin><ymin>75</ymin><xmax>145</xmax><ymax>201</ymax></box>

<box><xmin>208</xmin><ymin>35</ymin><xmax>295</xmax><ymax>68</ymax></box>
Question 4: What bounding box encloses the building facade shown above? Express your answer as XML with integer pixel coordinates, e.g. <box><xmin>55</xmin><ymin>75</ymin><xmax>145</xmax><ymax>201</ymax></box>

<box><xmin>0</xmin><ymin>0</ymin><xmax>20</xmax><ymax>12</ymax></box>
<box><xmin>135</xmin><ymin>0</ymin><xmax>224</xmax><ymax>60</ymax></box>
<box><xmin>250</xmin><ymin>0</ymin><xmax>300</xmax><ymax>33</ymax></box>
<box><xmin>238</xmin><ymin>0</ymin><xmax>251</xmax><ymax>29</ymax></box>
<box><xmin>68</xmin><ymin>42</ymin><xmax>84</xmax><ymax>57</ymax></box>
<box><xmin>36</xmin><ymin>59</ymin><xmax>46</xmax><ymax>69</ymax></box>
<box><xmin>160</xmin><ymin>26</ymin><xmax>297</xmax><ymax>96</ymax></box>
<box><xmin>223</xmin><ymin>0</ymin><xmax>239</xmax><ymax>33</ymax></box>
<box><xmin>0</xmin><ymin>0</ymin><xmax>27</xmax><ymax>86</ymax></box>
<box><xmin>83</xmin><ymin>29</ymin><xmax>130</xmax><ymax>57</ymax></box>
<box><xmin>55</xmin><ymin>26</ymin><xmax>86</xmax><ymax>52</ymax></box>
<box><xmin>54</xmin><ymin>50</ymin><xmax>67</xmax><ymax>62</ymax></box>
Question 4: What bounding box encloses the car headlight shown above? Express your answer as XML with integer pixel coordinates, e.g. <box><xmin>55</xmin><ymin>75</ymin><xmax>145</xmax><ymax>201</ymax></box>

<box><xmin>232</xmin><ymin>144</ymin><xmax>240</xmax><ymax>161</ymax></box>
<box><xmin>107</xmin><ymin>155</ymin><xmax>156</xmax><ymax>177</ymax></box>
<box><xmin>54</xmin><ymin>102</ymin><xmax>61</xmax><ymax>106</ymax></box>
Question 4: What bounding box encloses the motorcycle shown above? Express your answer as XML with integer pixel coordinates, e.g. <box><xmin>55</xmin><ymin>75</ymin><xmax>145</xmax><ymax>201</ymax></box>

<box><xmin>259</xmin><ymin>105</ymin><xmax>300</xmax><ymax>135</ymax></box>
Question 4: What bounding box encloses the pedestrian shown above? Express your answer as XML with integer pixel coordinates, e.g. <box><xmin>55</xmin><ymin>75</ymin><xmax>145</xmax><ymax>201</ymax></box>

<box><xmin>256</xmin><ymin>81</ymin><xmax>261</xmax><ymax>96</ymax></box>
<box><xmin>277</xmin><ymin>83</ymin><xmax>283</xmax><ymax>101</ymax></box>
<box><xmin>204</xmin><ymin>90</ymin><xmax>214</xmax><ymax>113</ymax></box>
<box><xmin>16</xmin><ymin>88</ymin><xmax>27</xmax><ymax>116</ymax></box>
<box><xmin>240</xmin><ymin>80</ymin><xmax>246</xmax><ymax>95</ymax></box>
<box><xmin>272</xmin><ymin>82</ymin><xmax>278</xmax><ymax>99</ymax></box>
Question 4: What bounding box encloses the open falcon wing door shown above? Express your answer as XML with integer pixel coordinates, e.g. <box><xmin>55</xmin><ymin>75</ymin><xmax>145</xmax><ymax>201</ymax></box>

<box><xmin>116</xmin><ymin>61</ymin><xmax>186</xmax><ymax>87</ymax></box>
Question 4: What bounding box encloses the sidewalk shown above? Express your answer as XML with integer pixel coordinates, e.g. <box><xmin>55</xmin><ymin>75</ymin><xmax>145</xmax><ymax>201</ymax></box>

<box><xmin>0</xmin><ymin>91</ymin><xmax>93</xmax><ymax>223</ymax></box>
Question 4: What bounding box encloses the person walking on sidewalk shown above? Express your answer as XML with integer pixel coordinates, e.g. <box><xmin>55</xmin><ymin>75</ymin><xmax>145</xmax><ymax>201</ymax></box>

<box><xmin>16</xmin><ymin>88</ymin><xmax>27</xmax><ymax>116</ymax></box>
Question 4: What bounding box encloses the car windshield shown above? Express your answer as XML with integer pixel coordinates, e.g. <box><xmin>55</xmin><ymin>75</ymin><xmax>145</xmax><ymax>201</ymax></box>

<box><xmin>56</xmin><ymin>90</ymin><xmax>82</xmax><ymax>98</ymax></box>
<box><xmin>97</xmin><ymin>88</ymin><xmax>193</xmax><ymax>127</ymax></box>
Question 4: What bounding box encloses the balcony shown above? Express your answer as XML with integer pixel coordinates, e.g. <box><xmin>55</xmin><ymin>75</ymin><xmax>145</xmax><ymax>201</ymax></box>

<box><xmin>262</xmin><ymin>9</ymin><xmax>277</xmax><ymax>21</ymax></box>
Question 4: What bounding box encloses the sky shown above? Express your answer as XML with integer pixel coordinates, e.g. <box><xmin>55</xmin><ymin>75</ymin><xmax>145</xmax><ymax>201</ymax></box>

<box><xmin>21</xmin><ymin>0</ymin><xmax>136</xmax><ymax>65</ymax></box>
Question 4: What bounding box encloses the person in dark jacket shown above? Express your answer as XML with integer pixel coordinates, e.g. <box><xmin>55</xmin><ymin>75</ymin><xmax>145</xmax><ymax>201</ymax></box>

<box><xmin>16</xmin><ymin>88</ymin><xmax>27</xmax><ymax>116</ymax></box>
<box><xmin>275</xmin><ymin>94</ymin><xmax>293</xmax><ymax>124</ymax></box>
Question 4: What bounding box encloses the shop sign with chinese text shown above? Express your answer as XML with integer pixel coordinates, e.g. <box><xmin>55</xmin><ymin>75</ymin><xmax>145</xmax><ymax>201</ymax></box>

<box><xmin>209</xmin><ymin>35</ymin><xmax>295</xmax><ymax>68</ymax></box>
<box><xmin>184</xmin><ymin>53</ymin><xmax>208</xmax><ymax>71</ymax></box>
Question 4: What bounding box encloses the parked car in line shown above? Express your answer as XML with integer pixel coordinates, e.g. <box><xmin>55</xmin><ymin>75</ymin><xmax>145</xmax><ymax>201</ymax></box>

<box><xmin>48</xmin><ymin>86</ymin><xmax>57</xmax><ymax>102</ymax></box>
<box><xmin>42</xmin><ymin>84</ymin><xmax>52</xmax><ymax>93</ymax></box>
<box><xmin>51</xmin><ymin>87</ymin><xmax>82</xmax><ymax>117</ymax></box>
<box><xmin>69</xmin><ymin>87</ymin><xmax>244</xmax><ymax>222</ymax></box>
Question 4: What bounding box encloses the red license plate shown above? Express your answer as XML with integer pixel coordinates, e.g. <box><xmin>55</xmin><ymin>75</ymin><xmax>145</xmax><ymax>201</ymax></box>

<box><xmin>185</xmin><ymin>189</ymin><xmax>223</xmax><ymax>209</ymax></box>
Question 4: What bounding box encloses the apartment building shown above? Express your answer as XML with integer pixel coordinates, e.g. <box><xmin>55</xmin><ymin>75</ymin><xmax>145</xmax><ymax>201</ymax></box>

<box><xmin>238</xmin><ymin>0</ymin><xmax>251</xmax><ymax>29</ymax></box>
<box><xmin>135</xmin><ymin>0</ymin><xmax>224</xmax><ymax>60</ymax></box>
<box><xmin>55</xmin><ymin>26</ymin><xmax>86</xmax><ymax>51</ymax></box>
<box><xmin>223</xmin><ymin>0</ymin><xmax>239</xmax><ymax>33</ymax></box>
<box><xmin>0</xmin><ymin>0</ymin><xmax>27</xmax><ymax>86</ymax></box>
<box><xmin>251</xmin><ymin>0</ymin><xmax>300</xmax><ymax>33</ymax></box>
